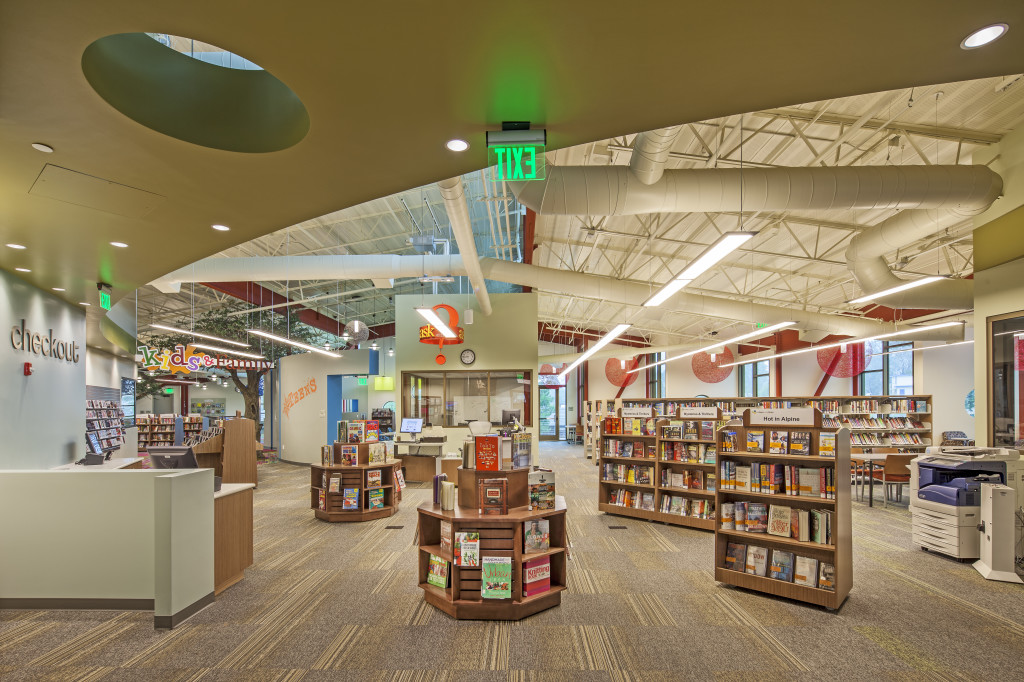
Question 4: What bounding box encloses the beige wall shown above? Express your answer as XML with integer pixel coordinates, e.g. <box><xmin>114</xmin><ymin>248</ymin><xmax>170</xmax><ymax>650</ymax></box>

<box><xmin>973</xmin><ymin>257</ymin><xmax>1024</xmax><ymax>445</ymax></box>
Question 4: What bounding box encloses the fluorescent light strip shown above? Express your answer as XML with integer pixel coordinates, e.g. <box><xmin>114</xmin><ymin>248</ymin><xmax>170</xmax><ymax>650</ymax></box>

<box><xmin>719</xmin><ymin>321</ymin><xmax>965</xmax><ymax>367</ymax></box>
<box><xmin>866</xmin><ymin>339</ymin><xmax>974</xmax><ymax>358</ymax></box>
<box><xmin>558</xmin><ymin>324</ymin><xmax>631</xmax><ymax>380</ymax></box>
<box><xmin>150</xmin><ymin>323</ymin><xmax>250</xmax><ymax>348</ymax></box>
<box><xmin>848</xmin><ymin>276</ymin><xmax>946</xmax><ymax>305</ymax></box>
<box><xmin>416</xmin><ymin>307</ymin><xmax>456</xmax><ymax>338</ymax></box>
<box><xmin>627</xmin><ymin>321</ymin><xmax>796</xmax><ymax>374</ymax></box>
<box><xmin>190</xmin><ymin>343</ymin><xmax>266</xmax><ymax>360</ymax></box>
<box><xmin>642</xmin><ymin>232</ymin><xmax>754</xmax><ymax>307</ymax></box>
<box><xmin>247</xmin><ymin>329</ymin><xmax>341</xmax><ymax>358</ymax></box>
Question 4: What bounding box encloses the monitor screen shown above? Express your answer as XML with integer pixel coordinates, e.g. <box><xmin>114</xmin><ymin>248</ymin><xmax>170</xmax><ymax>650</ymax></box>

<box><xmin>400</xmin><ymin>418</ymin><xmax>423</xmax><ymax>434</ymax></box>
<box><xmin>148</xmin><ymin>446</ymin><xmax>199</xmax><ymax>470</ymax></box>
<box><xmin>502</xmin><ymin>409</ymin><xmax>521</xmax><ymax>425</ymax></box>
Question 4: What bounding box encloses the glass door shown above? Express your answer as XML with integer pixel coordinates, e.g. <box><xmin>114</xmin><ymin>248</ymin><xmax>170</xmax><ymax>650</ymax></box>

<box><xmin>539</xmin><ymin>384</ymin><xmax>565</xmax><ymax>440</ymax></box>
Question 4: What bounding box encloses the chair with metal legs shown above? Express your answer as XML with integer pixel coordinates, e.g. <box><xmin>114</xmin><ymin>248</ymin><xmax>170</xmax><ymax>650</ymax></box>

<box><xmin>871</xmin><ymin>454</ymin><xmax>914</xmax><ymax>507</ymax></box>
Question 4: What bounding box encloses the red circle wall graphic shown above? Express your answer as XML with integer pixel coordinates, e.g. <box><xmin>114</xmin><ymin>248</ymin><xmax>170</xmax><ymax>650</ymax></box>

<box><xmin>691</xmin><ymin>348</ymin><xmax>735</xmax><ymax>383</ymax></box>
<box><xmin>540</xmin><ymin>363</ymin><xmax>554</xmax><ymax>375</ymax></box>
<box><xmin>605</xmin><ymin>358</ymin><xmax>640</xmax><ymax>387</ymax></box>
<box><xmin>816</xmin><ymin>345</ymin><xmax>866</xmax><ymax>378</ymax></box>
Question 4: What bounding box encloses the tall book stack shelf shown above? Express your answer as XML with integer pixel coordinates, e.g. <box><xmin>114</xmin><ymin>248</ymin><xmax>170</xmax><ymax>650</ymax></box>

<box><xmin>584</xmin><ymin>399</ymin><xmax>620</xmax><ymax>459</ymax></box>
<box><xmin>417</xmin><ymin>470</ymin><xmax>567</xmax><ymax>620</ymax></box>
<box><xmin>182</xmin><ymin>414</ymin><xmax>203</xmax><ymax>440</ymax></box>
<box><xmin>136</xmin><ymin>414</ymin><xmax>178</xmax><ymax>450</ymax></box>
<box><xmin>714</xmin><ymin>408</ymin><xmax>852</xmax><ymax>609</ymax></box>
<box><xmin>597</xmin><ymin>406</ymin><xmax>723</xmax><ymax>531</ymax></box>
<box><xmin>85</xmin><ymin>400</ymin><xmax>125</xmax><ymax>453</ymax></box>
<box><xmin>310</xmin><ymin>441</ymin><xmax>401</xmax><ymax>522</ymax></box>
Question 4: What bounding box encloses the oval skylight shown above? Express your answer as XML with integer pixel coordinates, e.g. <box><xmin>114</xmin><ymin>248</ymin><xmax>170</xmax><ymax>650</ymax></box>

<box><xmin>146</xmin><ymin>33</ymin><xmax>263</xmax><ymax>70</ymax></box>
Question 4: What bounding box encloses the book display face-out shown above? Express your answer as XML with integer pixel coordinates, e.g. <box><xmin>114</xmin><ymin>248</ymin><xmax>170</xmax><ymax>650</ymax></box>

<box><xmin>714</xmin><ymin>408</ymin><xmax>852</xmax><ymax>609</ymax></box>
<box><xmin>310</xmin><ymin>441</ymin><xmax>402</xmax><ymax>522</ymax></box>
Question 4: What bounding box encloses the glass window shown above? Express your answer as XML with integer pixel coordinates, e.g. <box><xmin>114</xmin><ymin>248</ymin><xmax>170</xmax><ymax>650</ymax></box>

<box><xmin>489</xmin><ymin>372</ymin><xmax>531</xmax><ymax>426</ymax></box>
<box><xmin>991</xmin><ymin>314</ymin><xmax>1024</xmax><ymax>447</ymax></box>
<box><xmin>887</xmin><ymin>341</ymin><xmax>915</xmax><ymax>395</ymax></box>
<box><xmin>446</xmin><ymin>372</ymin><xmax>489</xmax><ymax>426</ymax></box>
<box><xmin>859</xmin><ymin>339</ymin><xmax>885</xmax><ymax>396</ymax></box>
<box><xmin>401</xmin><ymin>370</ymin><xmax>532</xmax><ymax>427</ymax></box>
<box><xmin>739</xmin><ymin>360</ymin><xmax>771</xmax><ymax>397</ymax></box>
<box><xmin>404</xmin><ymin>372</ymin><xmax>444</xmax><ymax>427</ymax></box>
<box><xmin>646</xmin><ymin>352</ymin><xmax>665</xmax><ymax>398</ymax></box>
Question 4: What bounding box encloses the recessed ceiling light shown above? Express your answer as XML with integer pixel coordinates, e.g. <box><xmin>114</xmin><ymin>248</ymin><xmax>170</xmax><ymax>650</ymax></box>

<box><xmin>446</xmin><ymin>139</ymin><xmax>470</xmax><ymax>152</ymax></box>
<box><xmin>52</xmin><ymin>287</ymin><xmax>65</xmax><ymax>292</ymax></box>
<box><xmin>110</xmin><ymin>241</ymin><xmax>128</xmax><ymax>248</ymax></box>
<box><xmin>6</xmin><ymin>243</ymin><xmax>26</xmax><ymax>249</ymax></box>
<box><xmin>212</xmin><ymin>224</ymin><xmax>230</xmax><ymax>232</ymax></box>
<box><xmin>15</xmin><ymin>267</ymin><xmax>30</xmax><ymax>272</ymax></box>
<box><xmin>31</xmin><ymin>143</ymin><xmax>54</xmax><ymax>153</ymax></box>
<box><xmin>80</xmin><ymin>302</ymin><xmax>90</xmax><ymax>306</ymax></box>
<box><xmin>961</xmin><ymin>23</ymin><xmax>1009</xmax><ymax>49</ymax></box>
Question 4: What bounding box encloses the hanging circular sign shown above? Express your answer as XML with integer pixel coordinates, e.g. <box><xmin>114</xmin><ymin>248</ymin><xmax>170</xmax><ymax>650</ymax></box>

<box><xmin>418</xmin><ymin>304</ymin><xmax>464</xmax><ymax>365</ymax></box>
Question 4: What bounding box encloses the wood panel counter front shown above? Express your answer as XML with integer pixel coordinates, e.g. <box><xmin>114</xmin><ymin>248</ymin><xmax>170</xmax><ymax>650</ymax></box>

<box><xmin>213</xmin><ymin>483</ymin><xmax>254</xmax><ymax>595</ymax></box>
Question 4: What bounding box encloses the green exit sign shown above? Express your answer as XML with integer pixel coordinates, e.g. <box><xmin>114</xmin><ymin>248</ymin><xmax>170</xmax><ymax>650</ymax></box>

<box><xmin>489</xmin><ymin>145</ymin><xmax>545</xmax><ymax>181</ymax></box>
<box><xmin>755</xmin><ymin>322</ymin><xmax>768</xmax><ymax>329</ymax></box>
<box><xmin>163</xmin><ymin>387</ymin><xmax>175</xmax><ymax>395</ymax></box>
<box><xmin>357</xmin><ymin>376</ymin><xmax>368</xmax><ymax>386</ymax></box>
<box><xmin>99</xmin><ymin>291</ymin><xmax>111</xmax><ymax>310</ymax></box>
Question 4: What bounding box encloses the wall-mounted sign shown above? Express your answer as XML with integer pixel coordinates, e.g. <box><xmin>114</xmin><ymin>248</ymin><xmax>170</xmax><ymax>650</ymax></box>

<box><xmin>138</xmin><ymin>344</ymin><xmax>274</xmax><ymax>375</ymax></box>
<box><xmin>418</xmin><ymin>304</ymin><xmax>464</xmax><ymax>365</ymax></box>
<box><xmin>10</xmin><ymin>319</ymin><xmax>80</xmax><ymax>363</ymax></box>
<box><xmin>283</xmin><ymin>377</ymin><xmax>316</xmax><ymax>419</ymax></box>
<box><xmin>749</xmin><ymin>407</ymin><xmax>816</xmax><ymax>426</ymax></box>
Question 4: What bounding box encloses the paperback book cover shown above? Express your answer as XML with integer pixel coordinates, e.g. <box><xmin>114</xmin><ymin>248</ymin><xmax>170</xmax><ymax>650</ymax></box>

<box><xmin>703</xmin><ymin>444</ymin><xmax>717</xmax><ymax>464</ymax></box>
<box><xmin>524</xmin><ymin>519</ymin><xmax>550</xmax><ymax>553</ymax></box>
<box><xmin>734</xmin><ymin>467</ymin><xmax>751</xmax><ymax>492</ymax></box>
<box><xmin>348</xmin><ymin>421</ymin><xmax>365</xmax><ymax>443</ymax></box>
<box><xmin>367</xmin><ymin>469</ymin><xmax>382</xmax><ymax>487</ymax></box>
<box><xmin>529</xmin><ymin>471</ymin><xmax>556</xmax><ymax>510</ymax></box>
<box><xmin>368</xmin><ymin>488</ymin><xmax>384</xmax><ymax>509</ymax></box>
<box><xmin>768</xmin><ymin>430</ymin><xmax>788</xmax><ymax>454</ymax></box>
<box><xmin>724</xmin><ymin>541</ymin><xmax>746</xmax><ymax>571</ymax></box>
<box><xmin>622</xmin><ymin>442</ymin><xmax>634</xmax><ymax>457</ymax></box>
<box><xmin>318</xmin><ymin>489</ymin><xmax>326</xmax><ymax>510</ymax></box>
<box><xmin>747</xmin><ymin>430</ymin><xmax>765</xmax><ymax>453</ymax></box>
<box><xmin>479</xmin><ymin>478</ymin><xmax>509</xmax><ymax>515</ymax></box>
<box><xmin>734</xmin><ymin>501</ymin><xmax>748</xmax><ymax>530</ymax></box>
<box><xmin>818</xmin><ymin>561</ymin><xmax>836</xmax><ymax>591</ymax></box>
<box><xmin>745</xmin><ymin>545</ymin><xmax>768</xmax><ymax>576</ymax></box>
<box><xmin>794</xmin><ymin>556</ymin><xmax>818</xmax><ymax>587</ymax></box>
<box><xmin>640</xmin><ymin>492</ymin><xmax>655</xmax><ymax>511</ymax></box>
<box><xmin>683</xmin><ymin>421</ymin><xmax>698</xmax><ymax>440</ymax></box>
<box><xmin>454</xmin><ymin>531</ymin><xmax>480</xmax><ymax>566</ymax></box>
<box><xmin>789</xmin><ymin>431</ymin><xmax>811</xmax><ymax>455</ymax></box>
<box><xmin>321</xmin><ymin>445</ymin><xmax>332</xmax><ymax>466</ymax></box>
<box><xmin>769</xmin><ymin>549</ymin><xmax>795</xmax><ymax>582</ymax></box>
<box><xmin>440</xmin><ymin>520</ymin><xmax>453</xmax><ymax>553</ymax></box>
<box><xmin>746</xmin><ymin>503</ymin><xmax>768</xmax><ymax>532</ymax></box>
<box><xmin>394</xmin><ymin>467</ymin><xmax>407</xmax><ymax>490</ymax></box>
<box><xmin>767</xmin><ymin>504</ymin><xmax>792</xmax><ymax>537</ymax></box>
<box><xmin>481</xmin><ymin>556</ymin><xmax>513</xmax><ymax>599</ymax></box>
<box><xmin>336</xmin><ymin>420</ymin><xmax>348</xmax><ymax>445</ymax></box>
<box><xmin>342</xmin><ymin>488</ymin><xmax>359</xmax><ymax>510</ymax></box>
<box><xmin>721</xmin><ymin>430</ymin><xmax>737</xmax><ymax>452</ymax></box>
<box><xmin>818</xmin><ymin>432</ymin><xmax>836</xmax><ymax>457</ymax></box>
<box><xmin>475</xmin><ymin>435</ymin><xmax>501</xmax><ymax>471</ymax></box>
<box><xmin>523</xmin><ymin>556</ymin><xmax>551</xmax><ymax>596</ymax></box>
<box><xmin>368</xmin><ymin>442</ymin><xmax>387</xmax><ymax>463</ymax></box>
<box><xmin>700</xmin><ymin>421</ymin><xmax>715</xmax><ymax>441</ymax></box>
<box><xmin>793</xmin><ymin>508</ymin><xmax>810</xmax><ymax>542</ymax></box>
<box><xmin>340</xmin><ymin>444</ymin><xmax>359</xmax><ymax>466</ymax></box>
<box><xmin>328</xmin><ymin>474</ymin><xmax>341</xmax><ymax>493</ymax></box>
<box><xmin>798</xmin><ymin>467</ymin><xmax>821</xmax><ymax>497</ymax></box>
<box><xmin>426</xmin><ymin>554</ymin><xmax>449</xmax><ymax>588</ymax></box>
<box><xmin>669</xmin><ymin>496</ymin><xmax>684</xmax><ymax>514</ymax></box>
<box><xmin>364</xmin><ymin>419</ymin><xmax>380</xmax><ymax>443</ymax></box>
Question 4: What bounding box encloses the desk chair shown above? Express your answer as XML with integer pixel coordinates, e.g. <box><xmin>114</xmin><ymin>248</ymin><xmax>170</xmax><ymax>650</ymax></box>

<box><xmin>871</xmin><ymin>454</ymin><xmax>914</xmax><ymax>507</ymax></box>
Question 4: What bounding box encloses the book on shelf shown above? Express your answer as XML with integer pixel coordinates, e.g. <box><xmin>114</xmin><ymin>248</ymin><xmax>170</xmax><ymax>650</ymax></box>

<box><xmin>768</xmin><ymin>430</ymin><xmax>788</xmax><ymax>454</ymax></box>
<box><xmin>321</xmin><ymin>470</ymin><xmax>328</xmax><ymax>489</ymax></box>
<box><xmin>367</xmin><ymin>469</ymin><xmax>382</xmax><ymax>487</ymax></box>
<box><xmin>440</xmin><ymin>481</ymin><xmax>456</xmax><ymax>510</ymax></box>
<box><xmin>524</xmin><ymin>519</ymin><xmax>550</xmax><ymax>553</ymax></box>
<box><xmin>746</xmin><ymin>503</ymin><xmax>768</xmax><ymax>532</ymax></box>
<box><xmin>721</xmin><ymin>502</ymin><xmax>735</xmax><ymax>530</ymax></box>
<box><xmin>328</xmin><ymin>474</ymin><xmax>341</xmax><ymax>493</ymax></box>
<box><xmin>809</xmin><ymin>509</ymin><xmax>833</xmax><ymax>544</ymax></box>
<box><xmin>340</xmin><ymin>444</ymin><xmax>359</xmax><ymax>466</ymax></box>
<box><xmin>479</xmin><ymin>478</ymin><xmax>509</xmax><ymax>515</ymax></box>
<box><xmin>348</xmin><ymin>421</ymin><xmax>365</xmax><ymax>443</ymax></box>
<box><xmin>818</xmin><ymin>562</ymin><xmax>836</xmax><ymax>591</ymax></box>
<box><xmin>734</xmin><ymin>466</ymin><xmax>751</xmax><ymax>492</ymax></box>
<box><xmin>622</xmin><ymin>442</ymin><xmax>634</xmax><ymax>457</ymax></box>
<box><xmin>528</xmin><ymin>471</ymin><xmax>556</xmax><ymax>510</ymax></box>
<box><xmin>643</xmin><ymin>418</ymin><xmax>657</xmax><ymax>436</ymax></box>
<box><xmin>703</xmin><ymin>443</ymin><xmax>716</xmax><ymax>464</ymax></box>
<box><xmin>721</xmin><ymin>430</ymin><xmax>737</xmax><ymax>452</ymax></box>
<box><xmin>394</xmin><ymin>467</ymin><xmax>407</xmax><ymax>491</ymax></box>
<box><xmin>368</xmin><ymin>488</ymin><xmax>385</xmax><ymax>509</ymax></box>
<box><xmin>789</xmin><ymin>431</ymin><xmax>811</xmax><ymax>455</ymax></box>
<box><xmin>342</xmin><ymin>488</ymin><xmax>359</xmax><ymax>510</ymax></box>
<box><xmin>475</xmin><ymin>434</ymin><xmax>501</xmax><ymax>471</ymax></box>
<box><xmin>440</xmin><ymin>521</ymin><xmax>453</xmax><ymax>553</ymax></box>
<box><xmin>364</xmin><ymin>419</ymin><xmax>380</xmax><ymax>442</ymax></box>
<box><xmin>368</xmin><ymin>442</ymin><xmax>387</xmax><ymax>464</ymax></box>
<box><xmin>747</xmin><ymin>430</ymin><xmax>765</xmax><ymax>452</ymax></box>
<box><xmin>734</xmin><ymin>501</ymin><xmax>747</xmax><ymax>530</ymax></box>
<box><xmin>603</xmin><ymin>417</ymin><xmax>622</xmax><ymax>434</ymax></box>
<box><xmin>318</xmin><ymin>489</ymin><xmax>326</xmax><ymax>510</ymax></box>
<box><xmin>767</xmin><ymin>505</ymin><xmax>791</xmax><ymax>537</ymax></box>
<box><xmin>683</xmin><ymin>421</ymin><xmax>698</xmax><ymax>440</ymax></box>
<box><xmin>433</xmin><ymin>474</ymin><xmax>447</xmax><ymax>504</ymax></box>
<box><xmin>337</xmin><ymin>420</ymin><xmax>348</xmax><ymax>444</ymax></box>
<box><xmin>426</xmin><ymin>554</ymin><xmax>449</xmax><ymax>589</ymax></box>
<box><xmin>700</xmin><ymin>421</ymin><xmax>715</xmax><ymax>440</ymax></box>
<box><xmin>669</xmin><ymin>496</ymin><xmax>684</xmax><ymax>514</ymax></box>
<box><xmin>745</xmin><ymin>545</ymin><xmax>768</xmax><ymax>576</ymax></box>
<box><xmin>794</xmin><ymin>556</ymin><xmax>818</xmax><ymax>587</ymax></box>
<box><xmin>818</xmin><ymin>432</ymin><xmax>836</xmax><ymax>457</ymax></box>
<box><xmin>523</xmin><ymin>556</ymin><xmax>551</xmax><ymax>596</ymax></box>
<box><xmin>629</xmin><ymin>418</ymin><xmax>643</xmax><ymax>436</ymax></box>
<box><xmin>769</xmin><ymin>549</ymin><xmax>795</xmax><ymax>582</ymax></box>
<box><xmin>724</xmin><ymin>541</ymin><xmax>746</xmax><ymax>570</ymax></box>
<box><xmin>454</xmin><ymin>531</ymin><xmax>480</xmax><ymax>566</ymax></box>
<box><xmin>481</xmin><ymin>556</ymin><xmax>512</xmax><ymax>599</ymax></box>
<box><xmin>640</xmin><ymin>492</ymin><xmax>655</xmax><ymax>511</ymax></box>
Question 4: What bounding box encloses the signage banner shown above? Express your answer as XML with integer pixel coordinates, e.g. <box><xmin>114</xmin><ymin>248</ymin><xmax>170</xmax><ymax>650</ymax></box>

<box><xmin>621</xmin><ymin>406</ymin><xmax>653</xmax><ymax>418</ymax></box>
<box><xmin>678</xmin><ymin>406</ymin><xmax>719</xmax><ymax>419</ymax></box>
<box><xmin>138</xmin><ymin>343</ymin><xmax>274</xmax><ymax>375</ymax></box>
<box><xmin>749</xmin><ymin>407</ymin><xmax>816</xmax><ymax>426</ymax></box>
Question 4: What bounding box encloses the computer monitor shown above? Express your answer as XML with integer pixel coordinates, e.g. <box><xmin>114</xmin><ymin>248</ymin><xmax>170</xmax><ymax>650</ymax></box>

<box><xmin>502</xmin><ymin>410</ymin><xmax>521</xmax><ymax>425</ymax></box>
<box><xmin>149</xmin><ymin>446</ymin><xmax>199</xmax><ymax>470</ymax></box>
<box><xmin>400</xmin><ymin>418</ymin><xmax>423</xmax><ymax>434</ymax></box>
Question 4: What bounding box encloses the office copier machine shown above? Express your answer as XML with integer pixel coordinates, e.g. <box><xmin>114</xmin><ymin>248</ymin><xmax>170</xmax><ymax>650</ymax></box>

<box><xmin>910</xmin><ymin>446</ymin><xmax>1023</xmax><ymax>559</ymax></box>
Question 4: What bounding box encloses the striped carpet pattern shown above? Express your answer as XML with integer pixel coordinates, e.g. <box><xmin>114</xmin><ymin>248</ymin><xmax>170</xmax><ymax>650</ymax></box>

<box><xmin>4</xmin><ymin>441</ymin><xmax>1024</xmax><ymax>680</ymax></box>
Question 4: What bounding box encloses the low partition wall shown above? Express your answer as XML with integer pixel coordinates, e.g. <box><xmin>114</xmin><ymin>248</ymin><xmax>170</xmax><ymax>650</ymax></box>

<box><xmin>0</xmin><ymin>468</ymin><xmax>214</xmax><ymax>628</ymax></box>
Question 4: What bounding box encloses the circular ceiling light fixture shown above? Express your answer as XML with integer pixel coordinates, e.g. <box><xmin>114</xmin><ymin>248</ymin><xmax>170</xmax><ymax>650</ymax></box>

<box><xmin>212</xmin><ymin>224</ymin><xmax>230</xmax><ymax>231</ymax></box>
<box><xmin>31</xmin><ymin>143</ymin><xmax>54</xmax><ymax>153</ymax></box>
<box><xmin>15</xmin><ymin>267</ymin><xmax>31</xmax><ymax>272</ymax></box>
<box><xmin>110</xmin><ymin>241</ymin><xmax>129</xmax><ymax>248</ymax></box>
<box><xmin>446</xmin><ymin>139</ymin><xmax>469</xmax><ymax>152</ymax></box>
<box><xmin>6</xmin><ymin>243</ymin><xmax>26</xmax><ymax>249</ymax></box>
<box><xmin>961</xmin><ymin>23</ymin><xmax>1009</xmax><ymax>49</ymax></box>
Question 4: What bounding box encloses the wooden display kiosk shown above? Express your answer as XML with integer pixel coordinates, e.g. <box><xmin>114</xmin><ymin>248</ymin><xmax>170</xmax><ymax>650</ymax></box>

<box><xmin>416</xmin><ymin>468</ymin><xmax>567</xmax><ymax>621</ymax></box>
<box><xmin>310</xmin><ymin>441</ymin><xmax>401</xmax><ymax>522</ymax></box>
<box><xmin>193</xmin><ymin>418</ymin><xmax>258</xmax><ymax>486</ymax></box>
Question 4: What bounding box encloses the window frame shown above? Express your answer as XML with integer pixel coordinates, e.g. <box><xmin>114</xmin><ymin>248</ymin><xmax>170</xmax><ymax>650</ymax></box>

<box><xmin>401</xmin><ymin>369</ymin><xmax>533</xmax><ymax>427</ymax></box>
<box><xmin>738</xmin><ymin>359</ymin><xmax>771</xmax><ymax>397</ymax></box>
<box><xmin>858</xmin><ymin>340</ymin><xmax>915</xmax><ymax>396</ymax></box>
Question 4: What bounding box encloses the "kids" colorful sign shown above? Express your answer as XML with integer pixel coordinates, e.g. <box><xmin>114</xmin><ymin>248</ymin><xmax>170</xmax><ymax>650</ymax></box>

<box><xmin>138</xmin><ymin>344</ymin><xmax>274</xmax><ymax>375</ymax></box>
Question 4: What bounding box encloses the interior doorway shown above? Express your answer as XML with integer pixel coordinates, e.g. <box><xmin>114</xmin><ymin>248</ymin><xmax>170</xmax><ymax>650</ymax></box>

<box><xmin>539</xmin><ymin>383</ymin><xmax>566</xmax><ymax>441</ymax></box>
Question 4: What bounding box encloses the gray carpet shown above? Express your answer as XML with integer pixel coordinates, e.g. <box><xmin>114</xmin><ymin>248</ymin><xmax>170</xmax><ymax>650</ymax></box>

<box><xmin>3</xmin><ymin>441</ymin><xmax>1024</xmax><ymax>680</ymax></box>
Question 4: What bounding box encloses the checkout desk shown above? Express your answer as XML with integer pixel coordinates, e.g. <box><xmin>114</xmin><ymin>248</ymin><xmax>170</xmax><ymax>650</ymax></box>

<box><xmin>395</xmin><ymin>436</ymin><xmax>447</xmax><ymax>482</ymax></box>
<box><xmin>50</xmin><ymin>456</ymin><xmax>145</xmax><ymax>471</ymax></box>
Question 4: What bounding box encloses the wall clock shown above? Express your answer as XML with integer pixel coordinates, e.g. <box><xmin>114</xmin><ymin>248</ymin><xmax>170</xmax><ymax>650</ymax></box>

<box><xmin>460</xmin><ymin>349</ymin><xmax>476</xmax><ymax>365</ymax></box>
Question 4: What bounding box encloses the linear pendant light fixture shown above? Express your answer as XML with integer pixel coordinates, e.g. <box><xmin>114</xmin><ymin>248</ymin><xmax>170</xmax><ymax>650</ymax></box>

<box><xmin>189</xmin><ymin>343</ymin><xmax>266</xmax><ymax>360</ymax></box>
<box><xmin>847</xmin><ymin>276</ymin><xmax>946</xmax><ymax>305</ymax></box>
<box><xmin>416</xmin><ymin>307</ymin><xmax>457</xmax><ymax>338</ymax></box>
<box><xmin>247</xmin><ymin>329</ymin><xmax>341</xmax><ymax>358</ymax></box>
<box><xmin>627</xmin><ymin>321</ymin><xmax>795</xmax><ymax>374</ymax></box>
<box><xmin>558</xmin><ymin>324</ymin><xmax>632</xmax><ymax>380</ymax></box>
<box><xmin>719</xmin><ymin>320</ymin><xmax>964</xmax><ymax>367</ymax></box>
<box><xmin>149</xmin><ymin>323</ymin><xmax>250</xmax><ymax>348</ymax></box>
<box><xmin>643</xmin><ymin>232</ymin><xmax>755</xmax><ymax>307</ymax></box>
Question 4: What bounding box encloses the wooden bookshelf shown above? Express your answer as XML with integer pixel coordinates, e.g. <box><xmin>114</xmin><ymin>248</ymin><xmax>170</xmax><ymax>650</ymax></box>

<box><xmin>417</xmin><ymin>494</ymin><xmax>567</xmax><ymax>621</ymax></box>
<box><xmin>311</xmin><ymin>440</ymin><xmax>400</xmax><ymax>522</ymax></box>
<box><xmin>597</xmin><ymin>407</ymin><xmax>722</xmax><ymax>531</ymax></box>
<box><xmin>713</xmin><ymin>408</ymin><xmax>852</xmax><ymax>610</ymax></box>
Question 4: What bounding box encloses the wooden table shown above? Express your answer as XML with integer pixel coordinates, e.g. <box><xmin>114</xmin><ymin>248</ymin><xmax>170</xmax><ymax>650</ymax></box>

<box><xmin>853</xmin><ymin>452</ymin><xmax>889</xmax><ymax>507</ymax></box>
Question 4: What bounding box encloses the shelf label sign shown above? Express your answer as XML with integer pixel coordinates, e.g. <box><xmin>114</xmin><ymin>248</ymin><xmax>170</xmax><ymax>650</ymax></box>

<box><xmin>679</xmin><ymin>406</ymin><xmax>719</xmax><ymax>419</ymax></box>
<box><xmin>488</xmin><ymin>144</ymin><xmax>545</xmax><ymax>181</ymax></box>
<box><xmin>749</xmin><ymin>407</ymin><xmax>816</xmax><ymax>426</ymax></box>
<box><xmin>621</xmin><ymin>407</ymin><xmax>652</xmax><ymax>418</ymax></box>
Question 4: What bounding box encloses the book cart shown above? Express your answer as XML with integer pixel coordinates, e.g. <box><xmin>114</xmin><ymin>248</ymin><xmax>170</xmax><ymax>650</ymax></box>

<box><xmin>310</xmin><ymin>441</ymin><xmax>402</xmax><ymax>522</ymax></box>
<box><xmin>714</xmin><ymin>408</ymin><xmax>852</xmax><ymax>610</ymax></box>
<box><xmin>597</xmin><ymin>405</ymin><xmax>722</xmax><ymax>531</ymax></box>
<box><xmin>416</xmin><ymin>470</ymin><xmax>567</xmax><ymax>620</ymax></box>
